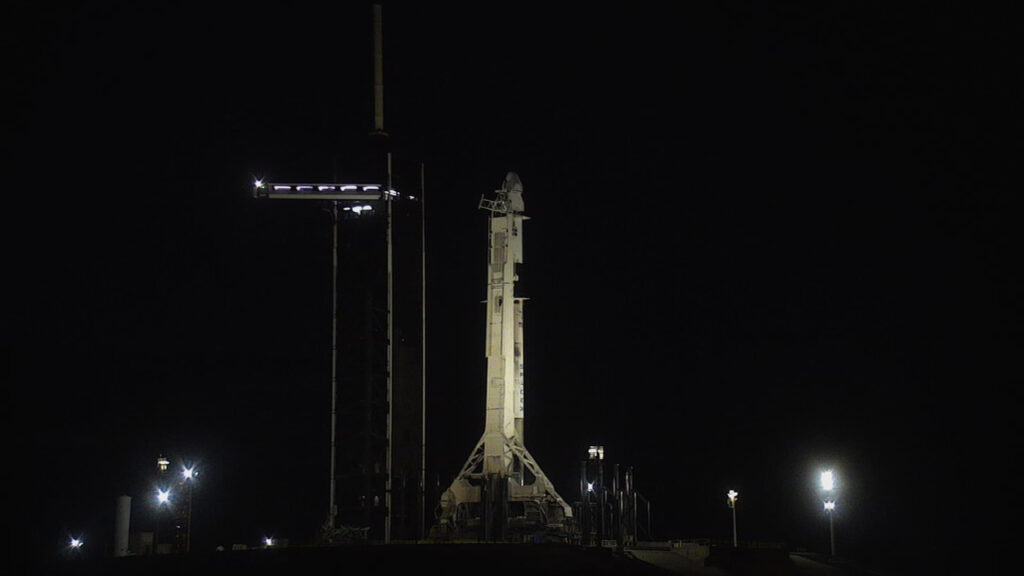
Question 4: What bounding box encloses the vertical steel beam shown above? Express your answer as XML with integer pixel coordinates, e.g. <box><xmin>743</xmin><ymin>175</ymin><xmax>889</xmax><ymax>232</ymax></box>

<box><xmin>385</xmin><ymin>153</ymin><xmax>394</xmax><ymax>543</ymax></box>
<box><xmin>328</xmin><ymin>201</ymin><xmax>339</xmax><ymax>529</ymax></box>
<box><xmin>420</xmin><ymin>162</ymin><xmax>427</xmax><ymax>540</ymax></box>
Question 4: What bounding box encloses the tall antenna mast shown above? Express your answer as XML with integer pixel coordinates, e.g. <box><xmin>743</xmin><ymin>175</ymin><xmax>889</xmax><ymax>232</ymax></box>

<box><xmin>372</xmin><ymin>3</ymin><xmax>386</xmax><ymax>136</ymax></box>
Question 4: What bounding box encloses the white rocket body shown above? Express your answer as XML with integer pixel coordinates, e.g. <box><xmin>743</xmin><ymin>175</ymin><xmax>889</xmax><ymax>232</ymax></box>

<box><xmin>437</xmin><ymin>173</ymin><xmax>571</xmax><ymax>535</ymax></box>
<box><xmin>482</xmin><ymin>208</ymin><xmax>527</xmax><ymax>474</ymax></box>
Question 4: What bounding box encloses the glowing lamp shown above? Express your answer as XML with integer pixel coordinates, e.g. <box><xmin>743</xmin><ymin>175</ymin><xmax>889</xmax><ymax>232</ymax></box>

<box><xmin>821</xmin><ymin>470</ymin><xmax>835</xmax><ymax>491</ymax></box>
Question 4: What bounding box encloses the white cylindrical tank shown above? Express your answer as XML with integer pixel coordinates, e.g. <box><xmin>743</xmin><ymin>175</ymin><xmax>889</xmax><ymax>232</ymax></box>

<box><xmin>114</xmin><ymin>495</ymin><xmax>131</xmax><ymax>557</ymax></box>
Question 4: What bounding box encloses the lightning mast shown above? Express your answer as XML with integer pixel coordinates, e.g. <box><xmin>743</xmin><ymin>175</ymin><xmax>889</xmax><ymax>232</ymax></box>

<box><xmin>435</xmin><ymin>173</ymin><xmax>571</xmax><ymax>541</ymax></box>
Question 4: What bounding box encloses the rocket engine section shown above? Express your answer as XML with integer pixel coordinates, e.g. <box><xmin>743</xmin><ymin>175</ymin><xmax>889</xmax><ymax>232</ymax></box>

<box><xmin>434</xmin><ymin>173</ymin><xmax>572</xmax><ymax>542</ymax></box>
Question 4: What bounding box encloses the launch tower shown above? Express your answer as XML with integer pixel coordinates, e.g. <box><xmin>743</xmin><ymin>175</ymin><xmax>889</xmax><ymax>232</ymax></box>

<box><xmin>435</xmin><ymin>173</ymin><xmax>572</xmax><ymax>541</ymax></box>
<box><xmin>252</xmin><ymin>5</ymin><xmax>425</xmax><ymax>543</ymax></box>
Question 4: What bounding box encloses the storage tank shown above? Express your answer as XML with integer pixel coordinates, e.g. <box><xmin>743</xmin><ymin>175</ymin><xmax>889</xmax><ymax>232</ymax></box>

<box><xmin>114</xmin><ymin>495</ymin><xmax>131</xmax><ymax>557</ymax></box>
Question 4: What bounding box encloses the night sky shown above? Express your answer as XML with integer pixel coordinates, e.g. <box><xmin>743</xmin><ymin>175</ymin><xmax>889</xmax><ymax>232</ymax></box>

<box><xmin>9</xmin><ymin>2</ymin><xmax>1015</xmax><ymax>571</ymax></box>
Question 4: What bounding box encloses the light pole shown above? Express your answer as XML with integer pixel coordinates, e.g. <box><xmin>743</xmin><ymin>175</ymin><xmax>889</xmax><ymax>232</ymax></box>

<box><xmin>824</xmin><ymin>500</ymin><xmax>836</xmax><ymax>556</ymax></box>
<box><xmin>155</xmin><ymin>487</ymin><xmax>171</xmax><ymax>554</ymax></box>
<box><xmin>820</xmin><ymin>470</ymin><xmax>836</xmax><ymax>556</ymax></box>
<box><xmin>181</xmin><ymin>465</ymin><xmax>196</xmax><ymax>553</ymax></box>
<box><xmin>726</xmin><ymin>490</ymin><xmax>739</xmax><ymax>548</ymax></box>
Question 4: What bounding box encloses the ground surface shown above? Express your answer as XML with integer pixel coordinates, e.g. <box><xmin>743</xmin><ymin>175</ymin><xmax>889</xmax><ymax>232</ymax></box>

<box><xmin>43</xmin><ymin>543</ymin><xmax>668</xmax><ymax>576</ymax></box>
<box><xmin>39</xmin><ymin>543</ymin><xmax>917</xmax><ymax>576</ymax></box>
<box><xmin>630</xmin><ymin>549</ymin><xmax>859</xmax><ymax>576</ymax></box>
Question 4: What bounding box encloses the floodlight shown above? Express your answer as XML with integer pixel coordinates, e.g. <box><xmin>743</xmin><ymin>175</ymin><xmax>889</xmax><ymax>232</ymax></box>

<box><xmin>726</xmin><ymin>490</ymin><xmax>739</xmax><ymax>547</ymax></box>
<box><xmin>821</xmin><ymin>470</ymin><xmax>835</xmax><ymax>491</ymax></box>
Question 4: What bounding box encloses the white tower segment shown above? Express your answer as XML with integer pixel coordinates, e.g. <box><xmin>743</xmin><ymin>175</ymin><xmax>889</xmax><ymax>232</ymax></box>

<box><xmin>436</xmin><ymin>173</ymin><xmax>571</xmax><ymax>539</ymax></box>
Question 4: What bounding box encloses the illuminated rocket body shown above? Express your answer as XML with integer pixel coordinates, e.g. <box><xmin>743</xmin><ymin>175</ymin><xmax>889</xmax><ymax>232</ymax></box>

<box><xmin>436</xmin><ymin>173</ymin><xmax>571</xmax><ymax>539</ymax></box>
<box><xmin>482</xmin><ymin>173</ymin><xmax>527</xmax><ymax>472</ymax></box>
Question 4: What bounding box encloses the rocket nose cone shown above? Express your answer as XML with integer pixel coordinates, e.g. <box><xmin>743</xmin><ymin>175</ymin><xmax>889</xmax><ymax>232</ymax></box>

<box><xmin>504</xmin><ymin>172</ymin><xmax>523</xmax><ymax>195</ymax></box>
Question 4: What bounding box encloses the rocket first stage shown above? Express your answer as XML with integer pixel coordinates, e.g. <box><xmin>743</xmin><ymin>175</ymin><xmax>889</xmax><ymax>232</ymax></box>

<box><xmin>435</xmin><ymin>173</ymin><xmax>572</xmax><ymax>541</ymax></box>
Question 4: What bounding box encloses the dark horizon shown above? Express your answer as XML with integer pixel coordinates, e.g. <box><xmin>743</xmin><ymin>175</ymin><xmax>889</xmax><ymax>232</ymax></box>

<box><xmin>9</xmin><ymin>2</ymin><xmax>1014</xmax><ymax>571</ymax></box>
